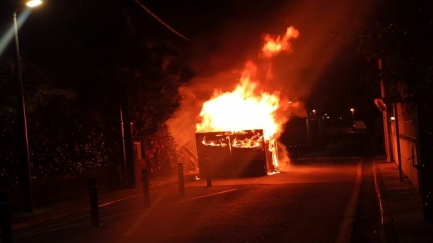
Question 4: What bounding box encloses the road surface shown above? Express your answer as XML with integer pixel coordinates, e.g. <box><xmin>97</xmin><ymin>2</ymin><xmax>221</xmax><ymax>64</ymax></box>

<box><xmin>11</xmin><ymin>157</ymin><xmax>382</xmax><ymax>243</ymax></box>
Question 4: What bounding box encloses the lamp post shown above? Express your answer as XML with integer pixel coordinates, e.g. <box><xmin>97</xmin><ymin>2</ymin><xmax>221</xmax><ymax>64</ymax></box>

<box><xmin>306</xmin><ymin>112</ymin><xmax>311</xmax><ymax>144</ymax></box>
<box><xmin>378</xmin><ymin>59</ymin><xmax>391</xmax><ymax>161</ymax></box>
<box><xmin>350</xmin><ymin>108</ymin><xmax>355</xmax><ymax>124</ymax></box>
<box><xmin>13</xmin><ymin>0</ymin><xmax>43</xmax><ymax>213</ymax></box>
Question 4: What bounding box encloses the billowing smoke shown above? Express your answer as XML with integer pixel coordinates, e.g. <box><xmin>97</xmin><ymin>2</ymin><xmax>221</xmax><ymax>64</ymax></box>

<box><xmin>167</xmin><ymin>0</ymin><xmax>373</xmax><ymax>161</ymax></box>
<box><xmin>167</xmin><ymin>26</ymin><xmax>305</xmax><ymax>169</ymax></box>
<box><xmin>167</xmin><ymin>71</ymin><xmax>240</xmax><ymax>156</ymax></box>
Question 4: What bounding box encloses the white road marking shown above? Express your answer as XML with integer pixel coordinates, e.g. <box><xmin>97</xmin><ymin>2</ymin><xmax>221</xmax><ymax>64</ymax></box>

<box><xmin>373</xmin><ymin>163</ymin><xmax>384</xmax><ymax>225</ymax></box>
<box><xmin>122</xmin><ymin>194</ymin><xmax>166</xmax><ymax>237</ymax></box>
<box><xmin>14</xmin><ymin>194</ymin><xmax>164</xmax><ymax>239</ymax></box>
<box><xmin>163</xmin><ymin>189</ymin><xmax>238</xmax><ymax>206</ymax></box>
<box><xmin>335</xmin><ymin>161</ymin><xmax>363</xmax><ymax>243</ymax></box>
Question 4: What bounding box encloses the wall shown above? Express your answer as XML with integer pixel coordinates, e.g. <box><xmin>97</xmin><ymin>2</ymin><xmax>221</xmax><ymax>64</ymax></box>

<box><xmin>389</xmin><ymin>103</ymin><xmax>420</xmax><ymax>190</ymax></box>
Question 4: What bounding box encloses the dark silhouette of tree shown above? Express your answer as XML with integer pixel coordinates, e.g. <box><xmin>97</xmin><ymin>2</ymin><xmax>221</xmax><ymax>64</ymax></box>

<box><xmin>0</xmin><ymin>0</ymin><xmax>193</xmax><ymax>186</ymax></box>
<box><xmin>356</xmin><ymin>0</ymin><xmax>433</xmax><ymax>220</ymax></box>
<box><xmin>357</xmin><ymin>0</ymin><xmax>433</xmax><ymax>104</ymax></box>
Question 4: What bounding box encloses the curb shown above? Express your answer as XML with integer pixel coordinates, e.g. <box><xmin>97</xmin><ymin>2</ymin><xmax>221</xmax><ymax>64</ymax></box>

<box><xmin>10</xmin><ymin>172</ymin><xmax>199</xmax><ymax>231</ymax></box>
<box><xmin>373</xmin><ymin>160</ymin><xmax>433</xmax><ymax>242</ymax></box>
<box><xmin>373</xmin><ymin>161</ymin><xmax>399</xmax><ymax>243</ymax></box>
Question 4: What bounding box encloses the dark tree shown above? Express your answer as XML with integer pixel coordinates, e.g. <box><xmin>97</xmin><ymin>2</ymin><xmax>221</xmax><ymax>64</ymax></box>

<box><xmin>356</xmin><ymin>0</ymin><xmax>433</xmax><ymax>220</ymax></box>
<box><xmin>0</xmin><ymin>0</ymin><xmax>193</xmax><ymax>187</ymax></box>
<box><xmin>357</xmin><ymin>0</ymin><xmax>433</xmax><ymax>103</ymax></box>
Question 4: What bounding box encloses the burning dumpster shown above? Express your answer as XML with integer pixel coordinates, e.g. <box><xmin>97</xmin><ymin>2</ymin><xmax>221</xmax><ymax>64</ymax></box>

<box><xmin>192</xmin><ymin>26</ymin><xmax>302</xmax><ymax>177</ymax></box>
<box><xmin>196</xmin><ymin>130</ymin><xmax>274</xmax><ymax>178</ymax></box>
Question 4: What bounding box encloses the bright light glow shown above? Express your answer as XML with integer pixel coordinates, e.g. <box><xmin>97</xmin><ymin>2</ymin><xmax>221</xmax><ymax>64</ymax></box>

<box><xmin>196</xmin><ymin>26</ymin><xmax>301</xmax><ymax>170</ymax></box>
<box><xmin>350</xmin><ymin>108</ymin><xmax>355</xmax><ymax>112</ymax></box>
<box><xmin>26</xmin><ymin>0</ymin><xmax>43</xmax><ymax>7</ymax></box>
<box><xmin>196</xmin><ymin>65</ymin><xmax>285</xmax><ymax>168</ymax></box>
<box><xmin>197</xmin><ymin>69</ymin><xmax>281</xmax><ymax>140</ymax></box>
<box><xmin>197</xmin><ymin>27</ymin><xmax>301</xmax><ymax>140</ymax></box>
<box><xmin>0</xmin><ymin>9</ymin><xmax>32</xmax><ymax>57</ymax></box>
<box><xmin>390</xmin><ymin>117</ymin><xmax>395</xmax><ymax>121</ymax></box>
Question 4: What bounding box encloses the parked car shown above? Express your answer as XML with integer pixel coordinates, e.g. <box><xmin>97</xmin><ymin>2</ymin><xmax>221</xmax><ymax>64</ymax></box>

<box><xmin>352</xmin><ymin>120</ymin><xmax>367</xmax><ymax>131</ymax></box>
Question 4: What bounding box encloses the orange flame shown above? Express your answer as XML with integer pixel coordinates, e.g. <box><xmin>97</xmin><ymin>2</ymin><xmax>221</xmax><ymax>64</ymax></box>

<box><xmin>196</xmin><ymin>26</ymin><xmax>300</xmax><ymax>169</ymax></box>
<box><xmin>196</xmin><ymin>63</ymin><xmax>282</xmax><ymax>141</ymax></box>
<box><xmin>261</xmin><ymin>26</ymin><xmax>300</xmax><ymax>58</ymax></box>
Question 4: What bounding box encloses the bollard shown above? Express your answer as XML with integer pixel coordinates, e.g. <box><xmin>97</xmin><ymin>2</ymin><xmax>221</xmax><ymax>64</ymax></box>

<box><xmin>88</xmin><ymin>178</ymin><xmax>101</xmax><ymax>226</ymax></box>
<box><xmin>205</xmin><ymin>158</ymin><xmax>212</xmax><ymax>187</ymax></box>
<box><xmin>142</xmin><ymin>169</ymin><xmax>151</xmax><ymax>207</ymax></box>
<box><xmin>0</xmin><ymin>191</ymin><xmax>13</xmax><ymax>243</ymax></box>
<box><xmin>177</xmin><ymin>162</ymin><xmax>185</xmax><ymax>196</ymax></box>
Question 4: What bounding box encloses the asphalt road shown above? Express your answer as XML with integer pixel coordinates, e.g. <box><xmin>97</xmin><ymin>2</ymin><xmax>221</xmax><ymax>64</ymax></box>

<box><xmin>10</xmin><ymin>157</ymin><xmax>379</xmax><ymax>243</ymax></box>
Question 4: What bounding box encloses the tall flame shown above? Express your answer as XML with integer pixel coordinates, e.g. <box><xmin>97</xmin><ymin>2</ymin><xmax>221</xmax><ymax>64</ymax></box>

<box><xmin>196</xmin><ymin>63</ymin><xmax>281</xmax><ymax>141</ymax></box>
<box><xmin>196</xmin><ymin>26</ymin><xmax>300</xmax><ymax>169</ymax></box>
<box><xmin>261</xmin><ymin>26</ymin><xmax>300</xmax><ymax>58</ymax></box>
<box><xmin>196</xmin><ymin>26</ymin><xmax>299</xmax><ymax>138</ymax></box>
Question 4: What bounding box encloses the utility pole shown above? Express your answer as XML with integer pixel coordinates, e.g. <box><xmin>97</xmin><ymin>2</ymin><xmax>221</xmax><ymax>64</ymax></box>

<box><xmin>120</xmin><ymin>82</ymin><xmax>136</xmax><ymax>189</ymax></box>
<box><xmin>14</xmin><ymin>9</ymin><xmax>33</xmax><ymax>213</ymax></box>
<box><xmin>378</xmin><ymin>59</ymin><xmax>391</xmax><ymax>161</ymax></box>
<box><xmin>393</xmin><ymin>103</ymin><xmax>403</xmax><ymax>181</ymax></box>
<box><xmin>119</xmin><ymin>104</ymin><xmax>128</xmax><ymax>188</ymax></box>
<box><xmin>306</xmin><ymin>112</ymin><xmax>311</xmax><ymax>144</ymax></box>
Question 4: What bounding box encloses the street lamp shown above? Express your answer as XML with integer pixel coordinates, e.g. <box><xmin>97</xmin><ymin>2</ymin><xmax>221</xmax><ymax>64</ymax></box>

<box><xmin>350</xmin><ymin>108</ymin><xmax>355</xmax><ymax>123</ymax></box>
<box><xmin>14</xmin><ymin>0</ymin><xmax>43</xmax><ymax>213</ymax></box>
<box><xmin>26</xmin><ymin>0</ymin><xmax>43</xmax><ymax>7</ymax></box>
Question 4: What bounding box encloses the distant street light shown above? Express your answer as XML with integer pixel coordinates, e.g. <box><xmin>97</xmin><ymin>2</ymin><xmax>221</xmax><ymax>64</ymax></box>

<box><xmin>14</xmin><ymin>0</ymin><xmax>43</xmax><ymax>213</ymax></box>
<box><xmin>311</xmin><ymin>109</ymin><xmax>317</xmax><ymax>120</ymax></box>
<box><xmin>350</xmin><ymin>108</ymin><xmax>355</xmax><ymax>123</ymax></box>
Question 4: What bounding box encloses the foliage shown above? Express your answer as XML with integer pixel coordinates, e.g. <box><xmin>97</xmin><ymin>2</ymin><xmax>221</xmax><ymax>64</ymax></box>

<box><xmin>0</xmin><ymin>0</ymin><xmax>193</xmax><ymax>186</ymax></box>
<box><xmin>123</xmin><ymin>39</ymin><xmax>193</xmax><ymax>177</ymax></box>
<box><xmin>127</xmin><ymin>41</ymin><xmax>192</xmax><ymax>136</ymax></box>
<box><xmin>118</xmin><ymin>4</ymin><xmax>193</xmax><ymax>176</ymax></box>
<box><xmin>141</xmin><ymin>123</ymin><xmax>179</xmax><ymax>177</ymax></box>
<box><xmin>356</xmin><ymin>0</ymin><xmax>433</xmax><ymax>104</ymax></box>
<box><xmin>356</xmin><ymin>1</ymin><xmax>433</xmax><ymax>176</ymax></box>
<box><xmin>0</xmin><ymin>56</ymin><xmax>116</xmax><ymax>186</ymax></box>
<box><xmin>30</xmin><ymin>119</ymin><xmax>112</xmax><ymax>179</ymax></box>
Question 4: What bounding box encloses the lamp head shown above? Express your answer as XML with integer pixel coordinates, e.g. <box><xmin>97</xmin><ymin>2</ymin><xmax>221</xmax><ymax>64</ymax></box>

<box><xmin>26</xmin><ymin>0</ymin><xmax>43</xmax><ymax>8</ymax></box>
<box><xmin>374</xmin><ymin>99</ymin><xmax>387</xmax><ymax>112</ymax></box>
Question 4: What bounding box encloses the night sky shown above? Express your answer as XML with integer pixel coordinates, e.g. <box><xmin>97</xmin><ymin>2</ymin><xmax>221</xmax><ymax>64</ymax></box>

<box><xmin>0</xmin><ymin>0</ymin><xmax>382</xmax><ymax>123</ymax></box>
<box><xmin>140</xmin><ymin>0</ymin><xmax>379</xmax><ymax>116</ymax></box>
<box><xmin>141</xmin><ymin>0</ymin><xmax>380</xmax><ymax>122</ymax></box>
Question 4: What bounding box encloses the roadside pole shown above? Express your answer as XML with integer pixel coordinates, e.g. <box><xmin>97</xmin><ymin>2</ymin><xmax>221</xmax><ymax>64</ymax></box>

<box><xmin>142</xmin><ymin>169</ymin><xmax>151</xmax><ymax>207</ymax></box>
<box><xmin>205</xmin><ymin>158</ymin><xmax>212</xmax><ymax>187</ymax></box>
<box><xmin>0</xmin><ymin>191</ymin><xmax>13</xmax><ymax>243</ymax></box>
<box><xmin>88</xmin><ymin>178</ymin><xmax>101</xmax><ymax>226</ymax></box>
<box><xmin>178</xmin><ymin>162</ymin><xmax>185</xmax><ymax>196</ymax></box>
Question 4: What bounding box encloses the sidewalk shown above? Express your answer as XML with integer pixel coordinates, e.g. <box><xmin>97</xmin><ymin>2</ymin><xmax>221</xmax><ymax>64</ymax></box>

<box><xmin>10</xmin><ymin>187</ymin><xmax>140</xmax><ymax>230</ymax></box>
<box><xmin>374</xmin><ymin>159</ymin><xmax>433</xmax><ymax>242</ymax></box>
<box><xmin>9</xmin><ymin>172</ymin><xmax>199</xmax><ymax>231</ymax></box>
